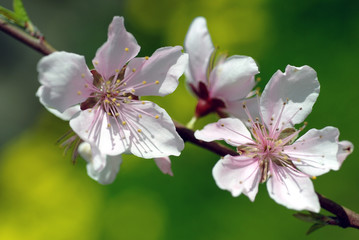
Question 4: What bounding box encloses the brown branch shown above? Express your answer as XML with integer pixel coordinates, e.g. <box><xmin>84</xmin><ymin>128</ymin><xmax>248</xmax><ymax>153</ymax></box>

<box><xmin>1</xmin><ymin>18</ymin><xmax>358</xmax><ymax>231</ymax></box>
<box><xmin>317</xmin><ymin>193</ymin><xmax>359</xmax><ymax>229</ymax></box>
<box><xmin>0</xmin><ymin>18</ymin><xmax>55</xmax><ymax>55</ymax></box>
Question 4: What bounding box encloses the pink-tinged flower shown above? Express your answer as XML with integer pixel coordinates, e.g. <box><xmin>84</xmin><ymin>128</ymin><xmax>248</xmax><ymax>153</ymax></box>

<box><xmin>195</xmin><ymin>65</ymin><xmax>353</xmax><ymax>212</ymax></box>
<box><xmin>184</xmin><ymin>17</ymin><xmax>259</xmax><ymax>119</ymax></box>
<box><xmin>78</xmin><ymin>143</ymin><xmax>174</xmax><ymax>185</ymax></box>
<box><xmin>37</xmin><ymin>16</ymin><xmax>188</xmax><ymax>160</ymax></box>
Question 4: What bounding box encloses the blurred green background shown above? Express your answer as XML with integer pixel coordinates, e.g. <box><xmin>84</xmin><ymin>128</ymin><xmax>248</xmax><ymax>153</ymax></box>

<box><xmin>1</xmin><ymin>0</ymin><xmax>359</xmax><ymax>239</ymax></box>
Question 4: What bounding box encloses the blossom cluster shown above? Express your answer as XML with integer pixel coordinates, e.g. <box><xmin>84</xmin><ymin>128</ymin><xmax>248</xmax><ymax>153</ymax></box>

<box><xmin>37</xmin><ymin>16</ymin><xmax>353</xmax><ymax>212</ymax></box>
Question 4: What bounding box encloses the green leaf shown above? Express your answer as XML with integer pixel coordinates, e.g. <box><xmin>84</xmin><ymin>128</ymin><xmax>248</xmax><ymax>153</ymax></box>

<box><xmin>0</xmin><ymin>6</ymin><xmax>19</xmax><ymax>22</ymax></box>
<box><xmin>13</xmin><ymin>0</ymin><xmax>29</xmax><ymax>23</ymax></box>
<box><xmin>306</xmin><ymin>223</ymin><xmax>327</xmax><ymax>235</ymax></box>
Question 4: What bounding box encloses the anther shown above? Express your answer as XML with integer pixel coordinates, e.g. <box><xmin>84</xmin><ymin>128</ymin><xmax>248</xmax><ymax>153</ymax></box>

<box><xmin>311</xmin><ymin>176</ymin><xmax>317</xmax><ymax>180</ymax></box>
<box><xmin>107</xmin><ymin>123</ymin><xmax>111</xmax><ymax>127</ymax></box>
<box><xmin>142</xmin><ymin>101</ymin><xmax>145</xmax><ymax>104</ymax></box>
<box><xmin>77</xmin><ymin>91</ymin><xmax>82</xmax><ymax>95</ymax></box>
<box><xmin>122</xmin><ymin>121</ymin><xmax>126</xmax><ymax>125</ymax></box>
<box><xmin>137</xmin><ymin>129</ymin><xmax>142</xmax><ymax>133</ymax></box>
<box><xmin>116</xmin><ymin>103</ymin><xmax>121</xmax><ymax>107</ymax></box>
<box><xmin>112</xmin><ymin>98</ymin><xmax>117</xmax><ymax>102</ymax></box>
<box><xmin>132</xmin><ymin>68</ymin><xmax>136</xmax><ymax>72</ymax></box>
<box><xmin>116</xmin><ymin>80</ymin><xmax>121</xmax><ymax>84</ymax></box>
<box><xmin>115</xmin><ymin>113</ymin><xmax>119</xmax><ymax>117</ymax></box>
<box><xmin>94</xmin><ymin>61</ymin><xmax>99</xmax><ymax>65</ymax></box>
<box><xmin>221</xmin><ymin>124</ymin><xmax>224</xmax><ymax>127</ymax></box>
<box><xmin>128</xmin><ymin>95</ymin><xmax>133</xmax><ymax>100</ymax></box>
<box><xmin>125</xmin><ymin>48</ymin><xmax>129</xmax><ymax>52</ymax></box>
<box><xmin>107</xmin><ymin>112</ymin><xmax>111</xmax><ymax>116</ymax></box>
<box><xmin>142</xmin><ymin>81</ymin><xmax>147</xmax><ymax>84</ymax></box>
<box><xmin>131</xmin><ymin>89</ymin><xmax>135</xmax><ymax>93</ymax></box>
<box><xmin>81</xmin><ymin>73</ymin><xmax>85</xmax><ymax>78</ymax></box>
<box><xmin>138</xmin><ymin>114</ymin><xmax>142</xmax><ymax>118</ymax></box>
<box><xmin>155</xmin><ymin>115</ymin><xmax>159</xmax><ymax>119</ymax></box>
<box><xmin>84</xmin><ymin>84</ymin><xmax>89</xmax><ymax>88</ymax></box>
<box><xmin>145</xmin><ymin>56</ymin><xmax>149</xmax><ymax>60</ymax></box>
<box><xmin>115</xmin><ymin>69</ymin><xmax>119</xmax><ymax>73</ymax></box>
<box><xmin>155</xmin><ymin>80</ymin><xmax>159</xmax><ymax>84</ymax></box>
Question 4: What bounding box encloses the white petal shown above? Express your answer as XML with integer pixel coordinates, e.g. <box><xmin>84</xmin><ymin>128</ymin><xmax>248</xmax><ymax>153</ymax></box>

<box><xmin>260</xmin><ymin>65</ymin><xmax>320</xmax><ymax>130</ymax></box>
<box><xmin>194</xmin><ymin>118</ymin><xmax>253</xmax><ymax>147</ymax></box>
<box><xmin>337</xmin><ymin>140</ymin><xmax>354</xmax><ymax>166</ymax></box>
<box><xmin>124</xmin><ymin>46</ymin><xmax>188</xmax><ymax>96</ymax></box>
<box><xmin>267</xmin><ymin>164</ymin><xmax>320</xmax><ymax>212</ymax></box>
<box><xmin>225</xmin><ymin>97</ymin><xmax>262</xmax><ymax>127</ymax></box>
<box><xmin>285</xmin><ymin>127</ymin><xmax>340</xmax><ymax>176</ymax></box>
<box><xmin>209</xmin><ymin>56</ymin><xmax>259</xmax><ymax>101</ymax></box>
<box><xmin>78</xmin><ymin>142</ymin><xmax>106</xmax><ymax>171</ymax></box>
<box><xmin>37</xmin><ymin>51</ymin><xmax>93</xmax><ymax>112</ymax></box>
<box><xmin>184</xmin><ymin>17</ymin><xmax>214</xmax><ymax>86</ymax></box>
<box><xmin>46</xmin><ymin>105</ymin><xmax>81</xmax><ymax>121</ymax></box>
<box><xmin>78</xmin><ymin>142</ymin><xmax>122</xmax><ymax>185</ymax></box>
<box><xmin>70</xmin><ymin>110</ymin><xmax>130</xmax><ymax>156</ymax></box>
<box><xmin>213</xmin><ymin>155</ymin><xmax>261</xmax><ymax>201</ymax></box>
<box><xmin>93</xmin><ymin>16</ymin><xmax>140</xmax><ymax>80</ymax></box>
<box><xmin>154</xmin><ymin>157</ymin><xmax>173</xmax><ymax>176</ymax></box>
<box><xmin>121</xmin><ymin>101</ymin><xmax>184</xmax><ymax>158</ymax></box>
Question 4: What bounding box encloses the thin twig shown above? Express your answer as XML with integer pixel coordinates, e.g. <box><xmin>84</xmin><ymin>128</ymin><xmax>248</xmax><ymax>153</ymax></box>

<box><xmin>1</xmin><ymin>18</ymin><xmax>359</xmax><ymax>230</ymax></box>
<box><xmin>0</xmin><ymin>18</ymin><xmax>55</xmax><ymax>55</ymax></box>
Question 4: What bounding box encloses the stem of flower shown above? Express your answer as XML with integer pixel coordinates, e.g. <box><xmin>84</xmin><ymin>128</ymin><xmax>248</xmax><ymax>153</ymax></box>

<box><xmin>1</xmin><ymin>18</ymin><xmax>358</xmax><ymax>231</ymax></box>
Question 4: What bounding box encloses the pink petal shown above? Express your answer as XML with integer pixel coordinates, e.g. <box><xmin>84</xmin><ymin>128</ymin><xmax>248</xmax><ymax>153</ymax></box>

<box><xmin>260</xmin><ymin>65</ymin><xmax>320</xmax><ymax>130</ymax></box>
<box><xmin>267</xmin><ymin>164</ymin><xmax>320</xmax><ymax>212</ymax></box>
<box><xmin>37</xmin><ymin>51</ymin><xmax>93</xmax><ymax>112</ymax></box>
<box><xmin>154</xmin><ymin>157</ymin><xmax>173</xmax><ymax>176</ymax></box>
<box><xmin>70</xmin><ymin>110</ymin><xmax>130</xmax><ymax>156</ymax></box>
<box><xmin>124</xmin><ymin>46</ymin><xmax>188</xmax><ymax>96</ymax></box>
<box><xmin>92</xmin><ymin>16</ymin><xmax>140</xmax><ymax>80</ymax></box>
<box><xmin>184</xmin><ymin>17</ymin><xmax>214</xmax><ymax>87</ymax></box>
<box><xmin>122</xmin><ymin>101</ymin><xmax>184</xmax><ymax>158</ymax></box>
<box><xmin>78</xmin><ymin>142</ymin><xmax>122</xmax><ymax>185</ymax></box>
<box><xmin>285</xmin><ymin>127</ymin><xmax>340</xmax><ymax>176</ymax></box>
<box><xmin>337</xmin><ymin>140</ymin><xmax>354</xmax><ymax>166</ymax></box>
<box><xmin>194</xmin><ymin>118</ymin><xmax>253</xmax><ymax>147</ymax></box>
<box><xmin>213</xmin><ymin>155</ymin><xmax>261</xmax><ymax>201</ymax></box>
<box><xmin>209</xmin><ymin>56</ymin><xmax>259</xmax><ymax>101</ymax></box>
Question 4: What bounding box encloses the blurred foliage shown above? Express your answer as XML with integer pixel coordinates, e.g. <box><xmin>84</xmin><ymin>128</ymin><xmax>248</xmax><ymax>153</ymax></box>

<box><xmin>1</xmin><ymin>0</ymin><xmax>359</xmax><ymax>239</ymax></box>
